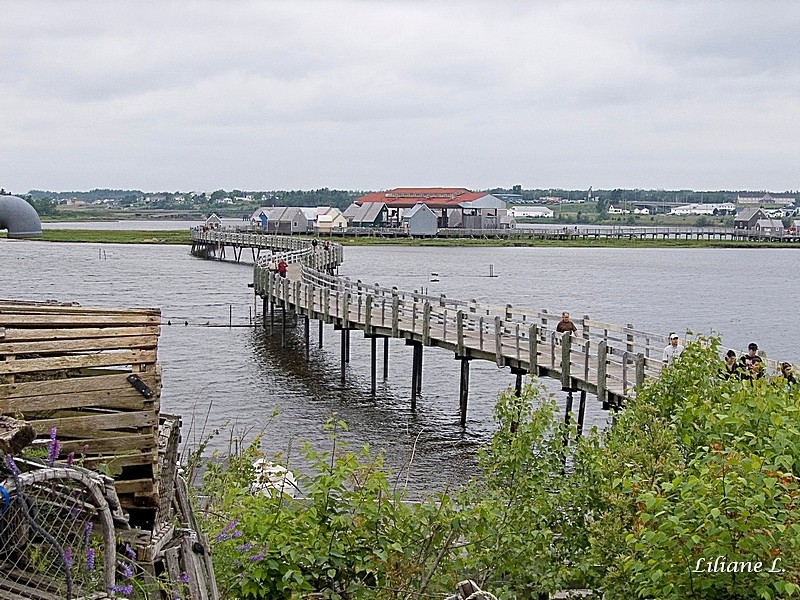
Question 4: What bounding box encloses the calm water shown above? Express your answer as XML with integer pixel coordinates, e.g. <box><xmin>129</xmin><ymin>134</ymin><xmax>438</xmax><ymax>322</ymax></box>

<box><xmin>2</xmin><ymin>239</ymin><xmax>798</xmax><ymax>495</ymax></box>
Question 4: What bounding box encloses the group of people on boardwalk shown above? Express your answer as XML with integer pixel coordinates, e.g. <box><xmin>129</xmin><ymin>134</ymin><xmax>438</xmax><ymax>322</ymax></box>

<box><xmin>662</xmin><ymin>333</ymin><xmax>796</xmax><ymax>385</ymax></box>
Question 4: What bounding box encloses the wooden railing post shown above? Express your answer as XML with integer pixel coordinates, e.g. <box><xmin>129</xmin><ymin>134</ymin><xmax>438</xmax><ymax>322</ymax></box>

<box><xmin>365</xmin><ymin>295</ymin><xmax>373</xmax><ymax>333</ymax></box>
<box><xmin>635</xmin><ymin>353</ymin><xmax>645</xmax><ymax>389</ymax></box>
<box><xmin>626</xmin><ymin>323</ymin><xmax>634</xmax><ymax>353</ymax></box>
<box><xmin>422</xmin><ymin>302</ymin><xmax>431</xmax><ymax>345</ymax></box>
<box><xmin>529</xmin><ymin>324</ymin><xmax>538</xmax><ymax>372</ymax></box>
<box><xmin>582</xmin><ymin>314</ymin><xmax>590</xmax><ymax>340</ymax></box>
<box><xmin>457</xmin><ymin>310</ymin><xmax>465</xmax><ymax>357</ymax></box>
<box><xmin>561</xmin><ymin>331</ymin><xmax>571</xmax><ymax>390</ymax></box>
<box><xmin>392</xmin><ymin>296</ymin><xmax>399</xmax><ymax>337</ymax></box>
<box><xmin>597</xmin><ymin>341</ymin><xmax>608</xmax><ymax>409</ymax></box>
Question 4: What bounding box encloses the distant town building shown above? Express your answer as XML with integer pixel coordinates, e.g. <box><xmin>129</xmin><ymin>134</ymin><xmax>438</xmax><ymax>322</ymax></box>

<box><xmin>734</xmin><ymin>208</ymin><xmax>767</xmax><ymax>230</ymax></box>
<box><xmin>737</xmin><ymin>192</ymin><xmax>796</xmax><ymax>206</ymax></box>
<box><xmin>402</xmin><ymin>202</ymin><xmax>438</xmax><ymax>236</ymax></box>
<box><xmin>355</xmin><ymin>187</ymin><xmax>507</xmax><ymax>229</ymax></box>
<box><xmin>509</xmin><ymin>206</ymin><xmax>554</xmax><ymax>219</ymax></box>
<box><xmin>343</xmin><ymin>202</ymin><xmax>390</xmax><ymax>228</ymax></box>
<box><xmin>670</xmin><ymin>203</ymin><xmax>736</xmax><ymax>216</ymax></box>
<box><xmin>755</xmin><ymin>219</ymin><xmax>786</xmax><ymax>236</ymax></box>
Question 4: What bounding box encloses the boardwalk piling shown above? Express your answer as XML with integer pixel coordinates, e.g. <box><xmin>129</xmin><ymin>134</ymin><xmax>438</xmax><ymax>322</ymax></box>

<box><xmin>304</xmin><ymin>316</ymin><xmax>310</xmax><ymax>360</ymax></box>
<box><xmin>370</xmin><ymin>335</ymin><xmax>377</xmax><ymax>395</ymax></box>
<box><xmin>577</xmin><ymin>390</ymin><xmax>587</xmax><ymax>438</ymax></box>
<box><xmin>561</xmin><ymin>331</ymin><xmax>572</xmax><ymax>390</ymax></box>
<box><xmin>598</xmin><ymin>341</ymin><xmax>608</xmax><ymax>410</ymax></box>
<box><xmin>459</xmin><ymin>357</ymin><xmax>471</xmax><ymax>427</ymax></box>
<box><xmin>383</xmin><ymin>337</ymin><xmax>389</xmax><ymax>379</ymax></box>
<box><xmin>340</xmin><ymin>329</ymin><xmax>347</xmax><ymax>383</ymax></box>
<box><xmin>318</xmin><ymin>319</ymin><xmax>323</xmax><ymax>348</ymax></box>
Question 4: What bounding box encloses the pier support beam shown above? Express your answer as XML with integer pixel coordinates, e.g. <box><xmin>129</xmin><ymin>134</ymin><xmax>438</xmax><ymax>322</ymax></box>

<box><xmin>410</xmin><ymin>341</ymin><xmax>423</xmax><ymax>410</ymax></box>
<box><xmin>383</xmin><ymin>337</ymin><xmax>389</xmax><ymax>379</ymax></box>
<box><xmin>370</xmin><ymin>336</ymin><xmax>377</xmax><ymax>395</ymax></box>
<box><xmin>511</xmin><ymin>367</ymin><xmax>526</xmax><ymax>397</ymax></box>
<box><xmin>319</xmin><ymin>320</ymin><xmax>323</xmax><ymax>348</ymax></box>
<box><xmin>304</xmin><ymin>316</ymin><xmax>310</xmax><ymax>360</ymax></box>
<box><xmin>459</xmin><ymin>357</ymin><xmax>471</xmax><ymax>428</ymax></box>
<box><xmin>340</xmin><ymin>329</ymin><xmax>347</xmax><ymax>383</ymax></box>
<box><xmin>262</xmin><ymin>297</ymin><xmax>267</xmax><ymax>330</ymax></box>
<box><xmin>576</xmin><ymin>390</ymin><xmax>587</xmax><ymax>438</ymax></box>
<box><xmin>281</xmin><ymin>302</ymin><xmax>287</xmax><ymax>348</ymax></box>
<box><xmin>345</xmin><ymin>329</ymin><xmax>351</xmax><ymax>364</ymax></box>
<box><xmin>269</xmin><ymin>301</ymin><xmax>274</xmax><ymax>335</ymax></box>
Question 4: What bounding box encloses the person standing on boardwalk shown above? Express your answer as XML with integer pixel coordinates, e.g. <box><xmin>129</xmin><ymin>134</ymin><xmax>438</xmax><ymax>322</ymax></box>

<box><xmin>556</xmin><ymin>311</ymin><xmax>578</xmax><ymax>334</ymax></box>
<box><xmin>739</xmin><ymin>342</ymin><xmax>764</xmax><ymax>379</ymax></box>
<box><xmin>722</xmin><ymin>350</ymin><xmax>740</xmax><ymax>379</ymax></box>
<box><xmin>662</xmin><ymin>333</ymin><xmax>684</xmax><ymax>367</ymax></box>
<box><xmin>277</xmin><ymin>258</ymin><xmax>288</xmax><ymax>278</ymax></box>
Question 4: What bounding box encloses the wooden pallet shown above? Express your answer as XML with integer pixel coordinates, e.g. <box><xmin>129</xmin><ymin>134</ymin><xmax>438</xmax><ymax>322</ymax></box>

<box><xmin>0</xmin><ymin>300</ymin><xmax>162</xmax><ymax>524</ymax></box>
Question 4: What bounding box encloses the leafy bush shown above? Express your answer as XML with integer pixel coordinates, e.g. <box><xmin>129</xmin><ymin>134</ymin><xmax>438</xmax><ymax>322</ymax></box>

<box><xmin>193</xmin><ymin>339</ymin><xmax>800</xmax><ymax>599</ymax></box>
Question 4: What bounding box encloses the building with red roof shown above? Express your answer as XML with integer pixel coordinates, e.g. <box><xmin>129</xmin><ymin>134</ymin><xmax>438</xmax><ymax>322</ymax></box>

<box><xmin>353</xmin><ymin>187</ymin><xmax>512</xmax><ymax>229</ymax></box>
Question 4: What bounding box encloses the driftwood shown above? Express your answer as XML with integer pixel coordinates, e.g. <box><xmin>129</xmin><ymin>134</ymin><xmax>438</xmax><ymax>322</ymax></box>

<box><xmin>0</xmin><ymin>415</ymin><xmax>35</xmax><ymax>454</ymax></box>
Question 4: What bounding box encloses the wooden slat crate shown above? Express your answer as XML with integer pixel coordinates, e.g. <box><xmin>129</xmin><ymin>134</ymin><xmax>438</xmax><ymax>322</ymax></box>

<box><xmin>0</xmin><ymin>300</ymin><xmax>162</xmax><ymax>526</ymax></box>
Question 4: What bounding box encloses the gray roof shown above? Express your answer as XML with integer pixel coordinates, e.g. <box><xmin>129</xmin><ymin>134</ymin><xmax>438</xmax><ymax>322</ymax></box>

<box><xmin>348</xmin><ymin>202</ymin><xmax>387</xmax><ymax>224</ymax></box>
<box><xmin>403</xmin><ymin>202</ymin><xmax>436</xmax><ymax>219</ymax></box>
<box><xmin>0</xmin><ymin>195</ymin><xmax>42</xmax><ymax>238</ymax></box>
<box><xmin>735</xmin><ymin>207</ymin><xmax>765</xmax><ymax>221</ymax></box>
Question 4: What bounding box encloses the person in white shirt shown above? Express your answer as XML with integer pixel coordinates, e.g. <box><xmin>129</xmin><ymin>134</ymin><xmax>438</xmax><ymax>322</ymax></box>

<box><xmin>663</xmin><ymin>333</ymin><xmax>684</xmax><ymax>366</ymax></box>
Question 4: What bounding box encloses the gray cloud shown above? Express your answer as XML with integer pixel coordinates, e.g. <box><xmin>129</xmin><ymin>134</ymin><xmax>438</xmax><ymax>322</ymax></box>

<box><xmin>0</xmin><ymin>0</ymin><xmax>798</xmax><ymax>192</ymax></box>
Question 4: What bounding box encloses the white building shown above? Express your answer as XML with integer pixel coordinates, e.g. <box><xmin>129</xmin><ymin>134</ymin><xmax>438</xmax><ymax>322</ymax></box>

<box><xmin>670</xmin><ymin>203</ymin><xmax>736</xmax><ymax>216</ymax></box>
<box><xmin>509</xmin><ymin>206</ymin><xmax>554</xmax><ymax>218</ymax></box>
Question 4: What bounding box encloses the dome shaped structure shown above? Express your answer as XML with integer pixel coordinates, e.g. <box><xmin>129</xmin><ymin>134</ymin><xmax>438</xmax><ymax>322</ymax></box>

<box><xmin>0</xmin><ymin>195</ymin><xmax>42</xmax><ymax>238</ymax></box>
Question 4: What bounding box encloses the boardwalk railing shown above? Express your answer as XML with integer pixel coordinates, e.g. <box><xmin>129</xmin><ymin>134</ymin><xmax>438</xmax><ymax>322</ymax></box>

<box><xmin>190</xmin><ymin>229</ymin><xmax>791</xmax><ymax>408</ymax></box>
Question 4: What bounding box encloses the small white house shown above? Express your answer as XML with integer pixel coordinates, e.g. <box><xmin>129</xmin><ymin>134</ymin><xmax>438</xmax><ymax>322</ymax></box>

<box><xmin>633</xmin><ymin>207</ymin><xmax>650</xmax><ymax>215</ymax></box>
<box><xmin>204</xmin><ymin>213</ymin><xmax>222</xmax><ymax>229</ymax></box>
<box><xmin>315</xmin><ymin>207</ymin><xmax>348</xmax><ymax>233</ymax></box>
<box><xmin>402</xmin><ymin>202</ymin><xmax>438</xmax><ymax>236</ymax></box>
<box><xmin>755</xmin><ymin>219</ymin><xmax>785</xmax><ymax>236</ymax></box>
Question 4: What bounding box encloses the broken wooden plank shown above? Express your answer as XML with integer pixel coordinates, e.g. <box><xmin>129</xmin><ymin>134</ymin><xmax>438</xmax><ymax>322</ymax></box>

<box><xmin>0</xmin><ymin>350</ymin><xmax>157</xmax><ymax>375</ymax></box>
<box><xmin>0</xmin><ymin>325</ymin><xmax>160</xmax><ymax>342</ymax></box>
<box><xmin>0</xmin><ymin>335</ymin><xmax>158</xmax><ymax>356</ymax></box>
<box><xmin>0</xmin><ymin>371</ymin><xmax>159</xmax><ymax>400</ymax></box>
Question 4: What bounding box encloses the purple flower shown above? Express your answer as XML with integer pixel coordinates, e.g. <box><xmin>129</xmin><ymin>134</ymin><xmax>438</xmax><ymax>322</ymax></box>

<box><xmin>86</xmin><ymin>548</ymin><xmax>95</xmax><ymax>572</ymax></box>
<box><xmin>64</xmin><ymin>546</ymin><xmax>73</xmax><ymax>568</ymax></box>
<box><xmin>236</xmin><ymin>542</ymin><xmax>254</xmax><ymax>552</ymax></box>
<box><xmin>48</xmin><ymin>428</ymin><xmax>58</xmax><ymax>466</ymax></box>
<box><xmin>231</xmin><ymin>530</ymin><xmax>243</xmax><ymax>539</ymax></box>
<box><xmin>109</xmin><ymin>584</ymin><xmax>133</xmax><ymax>596</ymax></box>
<box><xmin>213</xmin><ymin>518</ymin><xmax>239</xmax><ymax>542</ymax></box>
<box><xmin>120</xmin><ymin>561</ymin><xmax>133</xmax><ymax>579</ymax></box>
<box><xmin>124</xmin><ymin>543</ymin><xmax>136</xmax><ymax>560</ymax></box>
<box><xmin>248</xmin><ymin>553</ymin><xmax>265</xmax><ymax>562</ymax></box>
<box><xmin>66</xmin><ymin>452</ymin><xmax>75</xmax><ymax>467</ymax></box>
<box><xmin>6</xmin><ymin>455</ymin><xmax>18</xmax><ymax>474</ymax></box>
<box><xmin>83</xmin><ymin>522</ymin><xmax>93</xmax><ymax>548</ymax></box>
<box><xmin>178</xmin><ymin>572</ymin><xmax>189</xmax><ymax>583</ymax></box>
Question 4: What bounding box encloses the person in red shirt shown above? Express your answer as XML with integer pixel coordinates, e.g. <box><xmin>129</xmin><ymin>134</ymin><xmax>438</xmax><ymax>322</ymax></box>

<box><xmin>277</xmin><ymin>259</ymin><xmax>287</xmax><ymax>278</ymax></box>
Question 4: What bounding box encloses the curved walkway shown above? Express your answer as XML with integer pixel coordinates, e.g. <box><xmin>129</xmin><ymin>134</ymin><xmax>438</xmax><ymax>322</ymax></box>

<box><xmin>191</xmin><ymin>229</ymin><xmax>791</xmax><ymax>411</ymax></box>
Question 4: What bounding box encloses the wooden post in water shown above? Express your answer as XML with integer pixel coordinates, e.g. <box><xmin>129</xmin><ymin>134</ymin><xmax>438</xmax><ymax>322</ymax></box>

<box><xmin>269</xmin><ymin>301</ymin><xmax>274</xmax><ymax>335</ymax></box>
<box><xmin>318</xmin><ymin>319</ymin><xmax>323</xmax><ymax>348</ymax></box>
<box><xmin>511</xmin><ymin>367</ymin><xmax>525</xmax><ymax>396</ymax></box>
<box><xmin>281</xmin><ymin>301</ymin><xmax>287</xmax><ymax>348</ymax></box>
<box><xmin>383</xmin><ymin>337</ymin><xmax>389</xmax><ymax>379</ymax></box>
<box><xmin>262</xmin><ymin>297</ymin><xmax>267</xmax><ymax>330</ymax></box>
<box><xmin>459</xmin><ymin>357</ymin><xmax>471</xmax><ymax>427</ymax></box>
<box><xmin>415</xmin><ymin>341</ymin><xmax>423</xmax><ymax>395</ymax></box>
<box><xmin>345</xmin><ymin>329</ymin><xmax>351</xmax><ymax>363</ymax></box>
<box><xmin>370</xmin><ymin>336</ymin><xmax>377</xmax><ymax>395</ymax></box>
<box><xmin>577</xmin><ymin>390</ymin><xmax>587</xmax><ymax>438</ymax></box>
<box><xmin>304</xmin><ymin>315</ymin><xmax>310</xmax><ymax>360</ymax></box>
<box><xmin>563</xmin><ymin>390</ymin><xmax>574</xmax><ymax>447</ymax></box>
<box><xmin>340</xmin><ymin>328</ymin><xmax>347</xmax><ymax>383</ymax></box>
<box><xmin>410</xmin><ymin>341</ymin><xmax>422</xmax><ymax>410</ymax></box>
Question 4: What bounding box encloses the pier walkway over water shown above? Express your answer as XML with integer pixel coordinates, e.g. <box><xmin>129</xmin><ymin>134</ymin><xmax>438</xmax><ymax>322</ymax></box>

<box><xmin>190</xmin><ymin>228</ymin><xmax>790</xmax><ymax>427</ymax></box>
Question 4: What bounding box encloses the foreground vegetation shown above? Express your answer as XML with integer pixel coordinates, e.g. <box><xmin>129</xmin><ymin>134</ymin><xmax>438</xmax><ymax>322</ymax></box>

<box><xmin>193</xmin><ymin>340</ymin><xmax>800</xmax><ymax>599</ymax></box>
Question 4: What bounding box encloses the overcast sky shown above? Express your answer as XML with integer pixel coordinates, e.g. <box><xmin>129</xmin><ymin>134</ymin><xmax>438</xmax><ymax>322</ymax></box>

<box><xmin>1</xmin><ymin>1</ymin><xmax>798</xmax><ymax>193</ymax></box>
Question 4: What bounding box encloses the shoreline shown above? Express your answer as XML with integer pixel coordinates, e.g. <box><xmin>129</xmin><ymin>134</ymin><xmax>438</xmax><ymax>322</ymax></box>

<box><xmin>3</xmin><ymin>229</ymin><xmax>798</xmax><ymax>249</ymax></box>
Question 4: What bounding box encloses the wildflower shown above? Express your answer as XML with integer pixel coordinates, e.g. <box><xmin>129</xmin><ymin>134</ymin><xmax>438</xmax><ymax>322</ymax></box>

<box><xmin>86</xmin><ymin>548</ymin><xmax>95</xmax><ymax>572</ymax></box>
<box><xmin>83</xmin><ymin>522</ymin><xmax>93</xmax><ymax>548</ymax></box>
<box><xmin>236</xmin><ymin>542</ymin><xmax>254</xmax><ymax>552</ymax></box>
<box><xmin>66</xmin><ymin>452</ymin><xmax>75</xmax><ymax>467</ymax></box>
<box><xmin>248</xmin><ymin>553</ymin><xmax>265</xmax><ymax>562</ymax></box>
<box><xmin>213</xmin><ymin>518</ymin><xmax>239</xmax><ymax>542</ymax></box>
<box><xmin>120</xmin><ymin>561</ymin><xmax>133</xmax><ymax>579</ymax></box>
<box><xmin>64</xmin><ymin>546</ymin><xmax>73</xmax><ymax>568</ymax></box>
<box><xmin>6</xmin><ymin>455</ymin><xmax>18</xmax><ymax>474</ymax></box>
<box><xmin>109</xmin><ymin>584</ymin><xmax>133</xmax><ymax>596</ymax></box>
<box><xmin>178</xmin><ymin>572</ymin><xmax>189</xmax><ymax>583</ymax></box>
<box><xmin>124</xmin><ymin>543</ymin><xmax>137</xmax><ymax>560</ymax></box>
<box><xmin>48</xmin><ymin>427</ymin><xmax>59</xmax><ymax>466</ymax></box>
<box><xmin>231</xmin><ymin>530</ymin><xmax>243</xmax><ymax>539</ymax></box>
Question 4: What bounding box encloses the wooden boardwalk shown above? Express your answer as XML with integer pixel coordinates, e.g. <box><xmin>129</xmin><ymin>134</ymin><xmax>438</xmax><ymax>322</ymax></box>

<box><xmin>191</xmin><ymin>229</ymin><xmax>790</xmax><ymax>423</ymax></box>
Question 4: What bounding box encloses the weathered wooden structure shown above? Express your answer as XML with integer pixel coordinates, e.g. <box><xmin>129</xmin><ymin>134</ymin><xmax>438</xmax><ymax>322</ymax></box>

<box><xmin>0</xmin><ymin>301</ymin><xmax>217</xmax><ymax>600</ymax></box>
